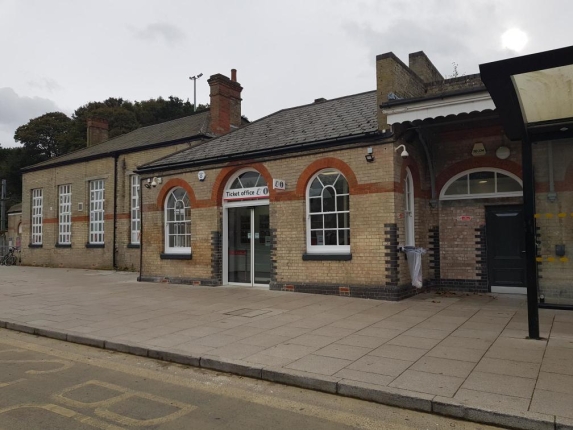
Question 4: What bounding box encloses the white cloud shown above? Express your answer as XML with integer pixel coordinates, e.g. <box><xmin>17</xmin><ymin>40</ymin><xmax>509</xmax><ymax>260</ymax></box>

<box><xmin>130</xmin><ymin>22</ymin><xmax>186</xmax><ymax>45</ymax></box>
<box><xmin>27</xmin><ymin>77</ymin><xmax>63</xmax><ymax>93</ymax></box>
<box><xmin>0</xmin><ymin>88</ymin><xmax>60</xmax><ymax>147</ymax></box>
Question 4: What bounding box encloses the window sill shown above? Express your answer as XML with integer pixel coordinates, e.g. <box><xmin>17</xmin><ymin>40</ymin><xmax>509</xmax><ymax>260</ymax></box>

<box><xmin>28</xmin><ymin>243</ymin><xmax>43</xmax><ymax>249</ymax></box>
<box><xmin>127</xmin><ymin>243</ymin><xmax>140</xmax><ymax>249</ymax></box>
<box><xmin>55</xmin><ymin>243</ymin><xmax>72</xmax><ymax>248</ymax></box>
<box><xmin>302</xmin><ymin>253</ymin><xmax>352</xmax><ymax>261</ymax></box>
<box><xmin>160</xmin><ymin>253</ymin><xmax>192</xmax><ymax>260</ymax></box>
<box><xmin>86</xmin><ymin>243</ymin><xmax>105</xmax><ymax>249</ymax></box>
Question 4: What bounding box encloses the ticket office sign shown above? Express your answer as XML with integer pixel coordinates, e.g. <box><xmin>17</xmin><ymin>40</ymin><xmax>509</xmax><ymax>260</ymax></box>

<box><xmin>224</xmin><ymin>186</ymin><xmax>269</xmax><ymax>201</ymax></box>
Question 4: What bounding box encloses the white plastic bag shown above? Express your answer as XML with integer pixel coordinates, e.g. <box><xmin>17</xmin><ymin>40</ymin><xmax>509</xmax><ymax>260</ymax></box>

<box><xmin>404</xmin><ymin>247</ymin><xmax>426</xmax><ymax>288</ymax></box>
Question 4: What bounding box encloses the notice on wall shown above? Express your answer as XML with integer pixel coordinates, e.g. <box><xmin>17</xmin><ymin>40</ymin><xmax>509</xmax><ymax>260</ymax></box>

<box><xmin>456</xmin><ymin>215</ymin><xmax>473</xmax><ymax>221</ymax></box>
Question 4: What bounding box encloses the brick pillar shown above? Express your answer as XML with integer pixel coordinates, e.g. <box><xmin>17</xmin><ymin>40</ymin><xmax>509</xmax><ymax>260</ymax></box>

<box><xmin>86</xmin><ymin>118</ymin><xmax>109</xmax><ymax>147</ymax></box>
<box><xmin>208</xmin><ymin>70</ymin><xmax>243</xmax><ymax>136</ymax></box>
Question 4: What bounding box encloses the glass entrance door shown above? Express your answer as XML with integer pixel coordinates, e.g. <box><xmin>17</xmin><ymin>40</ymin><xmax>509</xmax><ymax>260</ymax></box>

<box><xmin>227</xmin><ymin>205</ymin><xmax>270</xmax><ymax>286</ymax></box>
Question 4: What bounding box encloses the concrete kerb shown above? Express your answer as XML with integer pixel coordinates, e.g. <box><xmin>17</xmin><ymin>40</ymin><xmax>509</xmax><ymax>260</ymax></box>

<box><xmin>0</xmin><ymin>319</ymin><xmax>567</xmax><ymax>430</ymax></box>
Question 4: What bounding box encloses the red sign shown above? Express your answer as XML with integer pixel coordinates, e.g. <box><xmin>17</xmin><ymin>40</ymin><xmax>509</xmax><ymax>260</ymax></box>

<box><xmin>456</xmin><ymin>215</ymin><xmax>472</xmax><ymax>221</ymax></box>
<box><xmin>229</xmin><ymin>250</ymin><xmax>247</xmax><ymax>256</ymax></box>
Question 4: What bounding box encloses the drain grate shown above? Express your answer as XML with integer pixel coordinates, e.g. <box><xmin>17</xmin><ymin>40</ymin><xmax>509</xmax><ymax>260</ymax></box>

<box><xmin>224</xmin><ymin>308</ymin><xmax>272</xmax><ymax>318</ymax></box>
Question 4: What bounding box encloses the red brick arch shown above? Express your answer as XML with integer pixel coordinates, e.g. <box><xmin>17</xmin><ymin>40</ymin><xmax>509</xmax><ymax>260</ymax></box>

<box><xmin>211</xmin><ymin>163</ymin><xmax>275</xmax><ymax>204</ymax></box>
<box><xmin>436</xmin><ymin>157</ymin><xmax>523</xmax><ymax>196</ymax></box>
<box><xmin>156</xmin><ymin>178</ymin><xmax>197</xmax><ymax>208</ymax></box>
<box><xmin>295</xmin><ymin>158</ymin><xmax>358</xmax><ymax>196</ymax></box>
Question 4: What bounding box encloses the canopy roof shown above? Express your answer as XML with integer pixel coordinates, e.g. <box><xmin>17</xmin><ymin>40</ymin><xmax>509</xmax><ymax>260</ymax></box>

<box><xmin>480</xmin><ymin>46</ymin><xmax>573</xmax><ymax>141</ymax></box>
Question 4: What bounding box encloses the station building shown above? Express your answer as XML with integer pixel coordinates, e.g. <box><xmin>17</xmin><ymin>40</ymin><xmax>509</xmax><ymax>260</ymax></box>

<box><xmin>20</xmin><ymin>50</ymin><xmax>573</xmax><ymax>303</ymax></box>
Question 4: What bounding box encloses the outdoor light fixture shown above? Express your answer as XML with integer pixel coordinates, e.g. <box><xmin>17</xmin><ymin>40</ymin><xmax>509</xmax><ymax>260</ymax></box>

<box><xmin>144</xmin><ymin>177</ymin><xmax>163</xmax><ymax>189</ymax></box>
<box><xmin>395</xmin><ymin>144</ymin><xmax>409</xmax><ymax>159</ymax></box>
<box><xmin>365</xmin><ymin>147</ymin><xmax>375</xmax><ymax>162</ymax></box>
<box><xmin>189</xmin><ymin>73</ymin><xmax>203</xmax><ymax>112</ymax></box>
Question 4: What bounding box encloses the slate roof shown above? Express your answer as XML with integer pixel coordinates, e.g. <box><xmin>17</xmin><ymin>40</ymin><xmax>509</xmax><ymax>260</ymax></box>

<box><xmin>23</xmin><ymin>111</ymin><xmax>211</xmax><ymax>172</ymax></box>
<box><xmin>139</xmin><ymin>91</ymin><xmax>378</xmax><ymax>170</ymax></box>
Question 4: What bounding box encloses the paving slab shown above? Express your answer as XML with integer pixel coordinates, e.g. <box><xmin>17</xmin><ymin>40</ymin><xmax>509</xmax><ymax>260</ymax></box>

<box><xmin>1</xmin><ymin>266</ymin><xmax>573</xmax><ymax>429</ymax></box>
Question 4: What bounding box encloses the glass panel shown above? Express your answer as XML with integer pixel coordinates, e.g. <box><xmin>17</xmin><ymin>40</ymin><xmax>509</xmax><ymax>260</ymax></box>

<box><xmin>230</xmin><ymin>178</ymin><xmax>242</xmax><ymax>189</ymax></box>
<box><xmin>238</xmin><ymin>171</ymin><xmax>259</xmax><ymax>188</ymax></box>
<box><xmin>254</xmin><ymin>205</ymin><xmax>271</xmax><ymax>284</ymax></box>
<box><xmin>469</xmin><ymin>171</ymin><xmax>495</xmax><ymax>194</ymax></box>
<box><xmin>311</xmin><ymin>230</ymin><xmax>323</xmax><ymax>246</ymax></box>
<box><xmin>497</xmin><ymin>173</ymin><xmax>522</xmax><ymax>192</ymax></box>
<box><xmin>324</xmin><ymin>214</ymin><xmax>336</xmax><ymax>228</ymax></box>
<box><xmin>227</xmin><ymin>207</ymin><xmax>252</xmax><ymax>283</ymax></box>
<box><xmin>309</xmin><ymin>179</ymin><xmax>322</xmax><ymax>197</ymax></box>
<box><xmin>324</xmin><ymin>230</ymin><xmax>338</xmax><ymax>245</ymax></box>
<box><xmin>445</xmin><ymin>175</ymin><xmax>468</xmax><ymax>195</ymax></box>
<box><xmin>338</xmin><ymin>229</ymin><xmax>350</xmax><ymax>246</ymax></box>
<box><xmin>334</xmin><ymin>175</ymin><xmax>349</xmax><ymax>194</ymax></box>
<box><xmin>338</xmin><ymin>213</ymin><xmax>349</xmax><ymax>229</ymax></box>
<box><xmin>336</xmin><ymin>195</ymin><xmax>349</xmax><ymax>211</ymax></box>
<box><xmin>310</xmin><ymin>215</ymin><xmax>323</xmax><ymax>229</ymax></box>
<box><xmin>319</xmin><ymin>170</ymin><xmax>338</xmax><ymax>186</ymax></box>
<box><xmin>309</xmin><ymin>197</ymin><xmax>321</xmax><ymax>213</ymax></box>
<box><xmin>322</xmin><ymin>187</ymin><xmax>335</xmax><ymax>212</ymax></box>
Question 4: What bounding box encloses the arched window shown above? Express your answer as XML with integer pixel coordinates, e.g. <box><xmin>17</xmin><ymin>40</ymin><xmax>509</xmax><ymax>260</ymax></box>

<box><xmin>440</xmin><ymin>168</ymin><xmax>522</xmax><ymax>200</ymax></box>
<box><xmin>229</xmin><ymin>171</ymin><xmax>267</xmax><ymax>190</ymax></box>
<box><xmin>164</xmin><ymin>187</ymin><xmax>191</xmax><ymax>254</ymax></box>
<box><xmin>306</xmin><ymin>169</ymin><xmax>350</xmax><ymax>254</ymax></box>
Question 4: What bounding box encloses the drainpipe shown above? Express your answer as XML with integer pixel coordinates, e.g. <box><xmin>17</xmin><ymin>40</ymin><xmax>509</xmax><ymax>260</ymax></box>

<box><xmin>416</xmin><ymin>130</ymin><xmax>438</xmax><ymax>207</ymax></box>
<box><xmin>547</xmin><ymin>141</ymin><xmax>557</xmax><ymax>202</ymax></box>
<box><xmin>138</xmin><ymin>176</ymin><xmax>144</xmax><ymax>282</ymax></box>
<box><xmin>113</xmin><ymin>153</ymin><xmax>119</xmax><ymax>270</ymax></box>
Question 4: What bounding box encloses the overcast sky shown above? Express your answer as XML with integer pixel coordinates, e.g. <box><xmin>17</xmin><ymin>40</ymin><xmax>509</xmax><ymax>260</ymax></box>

<box><xmin>1</xmin><ymin>0</ymin><xmax>571</xmax><ymax>148</ymax></box>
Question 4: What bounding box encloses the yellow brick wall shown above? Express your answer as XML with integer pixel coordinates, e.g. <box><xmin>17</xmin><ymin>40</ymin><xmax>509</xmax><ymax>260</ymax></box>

<box><xmin>20</xmin><ymin>142</ymin><xmax>193</xmax><ymax>270</ymax></box>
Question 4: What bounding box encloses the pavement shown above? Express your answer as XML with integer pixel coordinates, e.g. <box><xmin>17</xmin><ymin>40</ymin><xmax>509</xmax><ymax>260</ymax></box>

<box><xmin>1</xmin><ymin>266</ymin><xmax>572</xmax><ymax>430</ymax></box>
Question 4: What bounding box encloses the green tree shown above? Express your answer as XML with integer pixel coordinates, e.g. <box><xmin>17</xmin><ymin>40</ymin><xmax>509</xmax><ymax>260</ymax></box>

<box><xmin>13</xmin><ymin>112</ymin><xmax>81</xmax><ymax>160</ymax></box>
<box><xmin>0</xmin><ymin>145</ymin><xmax>34</xmax><ymax>206</ymax></box>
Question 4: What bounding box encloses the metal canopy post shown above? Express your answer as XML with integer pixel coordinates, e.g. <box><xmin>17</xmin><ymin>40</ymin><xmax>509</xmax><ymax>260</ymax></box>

<box><xmin>520</xmin><ymin>129</ymin><xmax>540</xmax><ymax>339</ymax></box>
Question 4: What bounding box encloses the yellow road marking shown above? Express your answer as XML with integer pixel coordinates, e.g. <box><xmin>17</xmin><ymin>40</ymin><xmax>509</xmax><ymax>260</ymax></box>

<box><xmin>0</xmin><ymin>359</ymin><xmax>73</xmax><ymax>374</ymax></box>
<box><xmin>54</xmin><ymin>380</ymin><xmax>196</xmax><ymax>426</ymax></box>
<box><xmin>0</xmin><ymin>403</ymin><xmax>124</xmax><ymax>430</ymax></box>
<box><xmin>0</xmin><ymin>335</ymin><xmax>385</xmax><ymax>429</ymax></box>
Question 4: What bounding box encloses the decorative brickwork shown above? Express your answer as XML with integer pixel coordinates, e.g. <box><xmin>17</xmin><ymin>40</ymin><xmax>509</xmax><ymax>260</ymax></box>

<box><xmin>475</xmin><ymin>225</ymin><xmax>488</xmax><ymax>288</ymax></box>
<box><xmin>211</xmin><ymin>230</ymin><xmax>222</xmax><ymax>284</ymax></box>
<box><xmin>384</xmin><ymin>223</ymin><xmax>399</xmax><ymax>287</ymax></box>
<box><xmin>428</xmin><ymin>226</ymin><xmax>440</xmax><ymax>281</ymax></box>
<box><xmin>269</xmin><ymin>228</ymin><xmax>277</xmax><ymax>283</ymax></box>
<box><xmin>269</xmin><ymin>282</ymin><xmax>419</xmax><ymax>301</ymax></box>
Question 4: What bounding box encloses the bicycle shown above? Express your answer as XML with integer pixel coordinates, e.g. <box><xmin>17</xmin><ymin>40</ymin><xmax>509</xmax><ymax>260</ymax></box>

<box><xmin>0</xmin><ymin>246</ymin><xmax>18</xmax><ymax>266</ymax></box>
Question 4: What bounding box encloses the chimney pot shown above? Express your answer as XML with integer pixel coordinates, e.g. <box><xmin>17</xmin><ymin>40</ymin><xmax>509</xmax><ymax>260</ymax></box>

<box><xmin>231</xmin><ymin>69</ymin><xmax>237</xmax><ymax>82</ymax></box>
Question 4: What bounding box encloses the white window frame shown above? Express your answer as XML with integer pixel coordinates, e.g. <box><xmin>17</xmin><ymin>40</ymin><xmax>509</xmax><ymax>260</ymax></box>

<box><xmin>306</xmin><ymin>169</ymin><xmax>350</xmax><ymax>255</ymax></box>
<box><xmin>89</xmin><ymin>179</ymin><xmax>105</xmax><ymax>244</ymax></box>
<box><xmin>31</xmin><ymin>188</ymin><xmax>43</xmax><ymax>245</ymax></box>
<box><xmin>58</xmin><ymin>184</ymin><xmax>72</xmax><ymax>245</ymax></box>
<box><xmin>164</xmin><ymin>187</ymin><xmax>191</xmax><ymax>254</ymax></box>
<box><xmin>440</xmin><ymin>168</ymin><xmax>523</xmax><ymax>200</ymax></box>
<box><xmin>130</xmin><ymin>175</ymin><xmax>140</xmax><ymax>244</ymax></box>
<box><xmin>404</xmin><ymin>168</ymin><xmax>415</xmax><ymax>247</ymax></box>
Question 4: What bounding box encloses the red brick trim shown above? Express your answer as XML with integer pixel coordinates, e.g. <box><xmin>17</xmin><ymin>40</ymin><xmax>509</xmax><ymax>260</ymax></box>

<box><xmin>71</xmin><ymin>216</ymin><xmax>89</xmax><ymax>222</ymax></box>
<box><xmin>536</xmin><ymin>161</ymin><xmax>573</xmax><ymax>193</ymax></box>
<box><xmin>116</xmin><ymin>213</ymin><xmax>130</xmax><ymax>220</ymax></box>
<box><xmin>436</xmin><ymin>157</ymin><xmax>523</xmax><ymax>195</ymax></box>
<box><xmin>296</xmin><ymin>158</ymin><xmax>359</xmax><ymax>197</ymax></box>
<box><xmin>156</xmin><ymin>178</ymin><xmax>197</xmax><ymax>209</ymax></box>
<box><xmin>211</xmin><ymin>163</ymin><xmax>275</xmax><ymax>204</ymax></box>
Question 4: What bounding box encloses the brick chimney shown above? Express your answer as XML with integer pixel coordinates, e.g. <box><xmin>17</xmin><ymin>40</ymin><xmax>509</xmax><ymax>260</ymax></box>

<box><xmin>208</xmin><ymin>69</ymin><xmax>243</xmax><ymax>135</ymax></box>
<box><xmin>86</xmin><ymin>118</ymin><xmax>109</xmax><ymax>147</ymax></box>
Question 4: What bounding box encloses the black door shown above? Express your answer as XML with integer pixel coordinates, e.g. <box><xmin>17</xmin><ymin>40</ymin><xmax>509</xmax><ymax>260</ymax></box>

<box><xmin>486</xmin><ymin>205</ymin><xmax>525</xmax><ymax>289</ymax></box>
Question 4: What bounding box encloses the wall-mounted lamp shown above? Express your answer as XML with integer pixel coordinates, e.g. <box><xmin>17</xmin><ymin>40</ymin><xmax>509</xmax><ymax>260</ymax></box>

<box><xmin>395</xmin><ymin>144</ymin><xmax>409</xmax><ymax>159</ymax></box>
<box><xmin>365</xmin><ymin>147</ymin><xmax>375</xmax><ymax>162</ymax></box>
<box><xmin>144</xmin><ymin>177</ymin><xmax>163</xmax><ymax>189</ymax></box>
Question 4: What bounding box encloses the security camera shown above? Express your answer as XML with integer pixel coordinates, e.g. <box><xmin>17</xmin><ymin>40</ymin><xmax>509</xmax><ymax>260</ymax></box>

<box><xmin>395</xmin><ymin>144</ymin><xmax>409</xmax><ymax>159</ymax></box>
<box><xmin>151</xmin><ymin>178</ymin><xmax>157</xmax><ymax>188</ymax></box>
